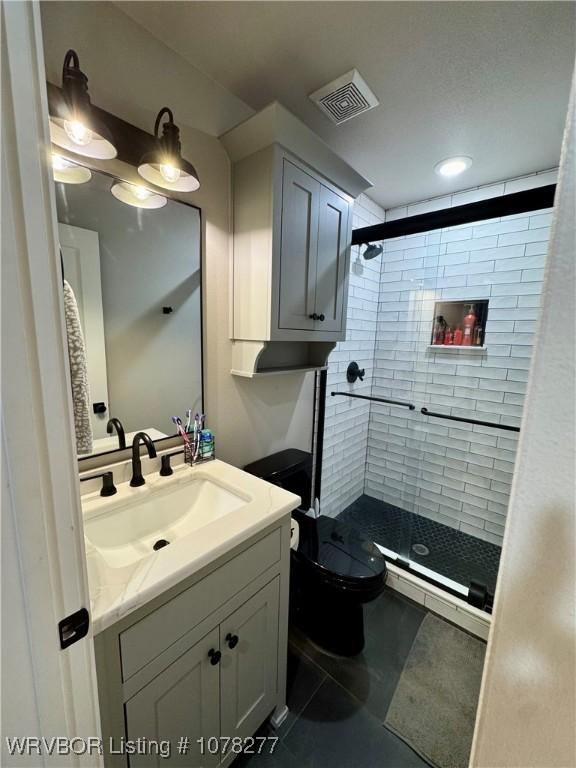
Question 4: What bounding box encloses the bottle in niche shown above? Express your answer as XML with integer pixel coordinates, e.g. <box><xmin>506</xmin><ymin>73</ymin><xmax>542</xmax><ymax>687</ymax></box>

<box><xmin>463</xmin><ymin>304</ymin><xmax>477</xmax><ymax>346</ymax></box>
<box><xmin>453</xmin><ymin>326</ymin><xmax>464</xmax><ymax>345</ymax></box>
<box><xmin>474</xmin><ymin>326</ymin><xmax>483</xmax><ymax>346</ymax></box>
<box><xmin>432</xmin><ymin>315</ymin><xmax>447</xmax><ymax>345</ymax></box>
<box><xmin>444</xmin><ymin>326</ymin><xmax>454</xmax><ymax>345</ymax></box>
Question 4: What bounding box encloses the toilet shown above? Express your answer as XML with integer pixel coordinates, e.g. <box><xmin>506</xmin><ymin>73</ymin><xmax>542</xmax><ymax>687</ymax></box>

<box><xmin>244</xmin><ymin>449</ymin><xmax>387</xmax><ymax>656</ymax></box>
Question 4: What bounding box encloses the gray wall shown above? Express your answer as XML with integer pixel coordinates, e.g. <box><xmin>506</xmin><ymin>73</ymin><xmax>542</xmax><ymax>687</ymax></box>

<box><xmin>56</xmin><ymin>170</ymin><xmax>202</xmax><ymax>435</ymax></box>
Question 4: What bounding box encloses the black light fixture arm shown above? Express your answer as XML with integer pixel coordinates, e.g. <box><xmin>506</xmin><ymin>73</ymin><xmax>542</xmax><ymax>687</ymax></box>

<box><xmin>61</xmin><ymin>49</ymin><xmax>90</xmax><ymax>108</ymax></box>
<box><xmin>62</xmin><ymin>49</ymin><xmax>80</xmax><ymax>75</ymax></box>
<box><xmin>154</xmin><ymin>107</ymin><xmax>175</xmax><ymax>136</ymax></box>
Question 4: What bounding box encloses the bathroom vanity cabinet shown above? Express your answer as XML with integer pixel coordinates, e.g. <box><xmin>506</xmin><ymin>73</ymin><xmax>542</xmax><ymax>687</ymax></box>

<box><xmin>94</xmin><ymin>519</ymin><xmax>291</xmax><ymax>767</ymax></box>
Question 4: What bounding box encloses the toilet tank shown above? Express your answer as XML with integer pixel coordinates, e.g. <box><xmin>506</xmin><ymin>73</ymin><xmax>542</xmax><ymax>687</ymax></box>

<box><xmin>243</xmin><ymin>449</ymin><xmax>312</xmax><ymax>510</ymax></box>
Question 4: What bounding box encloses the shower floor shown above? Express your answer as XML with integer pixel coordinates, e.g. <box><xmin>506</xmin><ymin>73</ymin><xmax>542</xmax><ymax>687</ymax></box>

<box><xmin>337</xmin><ymin>494</ymin><xmax>501</xmax><ymax>594</ymax></box>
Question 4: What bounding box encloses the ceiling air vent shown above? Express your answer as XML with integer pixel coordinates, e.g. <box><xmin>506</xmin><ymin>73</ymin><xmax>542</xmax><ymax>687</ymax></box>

<box><xmin>309</xmin><ymin>69</ymin><xmax>379</xmax><ymax>125</ymax></box>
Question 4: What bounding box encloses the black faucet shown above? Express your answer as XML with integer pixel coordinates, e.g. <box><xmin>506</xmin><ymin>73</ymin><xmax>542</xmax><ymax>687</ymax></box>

<box><xmin>130</xmin><ymin>432</ymin><xmax>157</xmax><ymax>487</ymax></box>
<box><xmin>79</xmin><ymin>471</ymin><xmax>117</xmax><ymax>497</ymax></box>
<box><xmin>107</xmin><ymin>417</ymin><xmax>126</xmax><ymax>450</ymax></box>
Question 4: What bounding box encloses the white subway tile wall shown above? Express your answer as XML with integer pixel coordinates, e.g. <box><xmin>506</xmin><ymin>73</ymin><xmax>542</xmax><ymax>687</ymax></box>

<box><xmin>367</xmin><ymin>203</ymin><xmax>553</xmax><ymax>546</ymax></box>
<box><xmin>321</xmin><ymin>171</ymin><xmax>556</xmax><ymax>549</ymax></box>
<box><xmin>321</xmin><ymin>193</ymin><xmax>385</xmax><ymax>517</ymax></box>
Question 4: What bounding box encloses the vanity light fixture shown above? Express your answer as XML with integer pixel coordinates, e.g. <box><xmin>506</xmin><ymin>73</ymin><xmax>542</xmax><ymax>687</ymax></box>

<box><xmin>138</xmin><ymin>108</ymin><xmax>200</xmax><ymax>192</ymax></box>
<box><xmin>434</xmin><ymin>156</ymin><xmax>473</xmax><ymax>178</ymax></box>
<box><xmin>51</xmin><ymin>153</ymin><xmax>92</xmax><ymax>184</ymax></box>
<box><xmin>110</xmin><ymin>181</ymin><xmax>167</xmax><ymax>209</ymax></box>
<box><xmin>49</xmin><ymin>50</ymin><xmax>117</xmax><ymax>160</ymax></box>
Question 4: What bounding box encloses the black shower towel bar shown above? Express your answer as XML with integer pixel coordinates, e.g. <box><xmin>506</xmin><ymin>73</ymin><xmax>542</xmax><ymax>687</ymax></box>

<box><xmin>330</xmin><ymin>391</ymin><xmax>415</xmax><ymax>409</ymax></box>
<box><xmin>420</xmin><ymin>407</ymin><xmax>520</xmax><ymax>432</ymax></box>
<box><xmin>329</xmin><ymin>392</ymin><xmax>520</xmax><ymax>432</ymax></box>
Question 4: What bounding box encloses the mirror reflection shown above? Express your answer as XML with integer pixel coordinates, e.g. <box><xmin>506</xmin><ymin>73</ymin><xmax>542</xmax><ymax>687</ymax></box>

<box><xmin>54</xmin><ymin>168</ymin><xmax>202</xmax><ymax>458</ymax></box>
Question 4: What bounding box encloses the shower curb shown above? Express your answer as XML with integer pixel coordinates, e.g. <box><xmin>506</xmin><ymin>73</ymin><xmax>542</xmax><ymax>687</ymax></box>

<box><xmin>385</xmin><ymin>561</ymin><xmax>491</xmax><ymax>641</ymax></box>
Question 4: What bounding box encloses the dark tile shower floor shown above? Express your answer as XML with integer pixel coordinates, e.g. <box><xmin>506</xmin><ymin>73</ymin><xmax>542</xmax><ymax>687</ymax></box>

<box><xmin>337</xmin><ymin>494</ymin><xmax>501</xmax><ymax>594</ymax></box>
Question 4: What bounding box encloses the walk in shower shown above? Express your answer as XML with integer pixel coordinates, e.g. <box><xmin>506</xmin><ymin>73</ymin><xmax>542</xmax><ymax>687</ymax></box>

<box><xmin>318</xmin><ymin>184</ymin><xmax>555</xmax><ymax>609</ymax></box>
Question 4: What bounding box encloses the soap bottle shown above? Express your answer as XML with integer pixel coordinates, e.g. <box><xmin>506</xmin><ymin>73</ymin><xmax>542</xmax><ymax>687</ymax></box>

<box><xmin>474</xmin><ymin>326</ymin><xmax>483</xmax><ymax>346</ymax></box>
<box><xmin>444</xmin><ymin>326</ymin><xmax>454</xmax><ymax>345</ymax></box>
<box><xmin>453</xmin><ymin>326</ymin><xmax>464</xmax><ymax>346</ymax></box>
<box><xmin>463</xmin><ymin>304</ymin><xmax>477</xmax><ymax>346</ymax></box>
<box><xmin>432</xmin><ymin>315</ymin><xmax>446</xmax><ymax>345</ymax></box>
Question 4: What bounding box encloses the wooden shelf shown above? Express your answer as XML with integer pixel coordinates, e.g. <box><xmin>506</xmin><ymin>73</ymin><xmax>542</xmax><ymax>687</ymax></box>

<box><xmin>428</xmin><ymin>345</ymin><xmax>487</xmax><ymax>351</ymax></box>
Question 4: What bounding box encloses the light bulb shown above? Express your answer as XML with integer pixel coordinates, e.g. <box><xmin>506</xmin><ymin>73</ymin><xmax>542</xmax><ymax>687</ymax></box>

<box><xmin>130</xmin><ymin>184</ymin><xmax>152</xmax><ymax>201</ymax></box>
<box><xmin>160</xmin><ymin>163</ymin><xmax>181</xmax><ymax>183</ymax></box>
<box><xmin>52</xmin><ymin>154</ymin><xmax>72</xmax><ymax>171</ymax></box>
<box><xmin>63</xmin><ymin>119</ymin><xmax>93</xmax><ymax>147</ymax></box>
<box><xmin>434</xmin><ymin>156</ymin><xmax>473</xmax><ymax>178</ymax></box>
<box><xmin>439</xmin><ymin>160</ymin><xmax>466</xmax><ymax>177</ymax></box>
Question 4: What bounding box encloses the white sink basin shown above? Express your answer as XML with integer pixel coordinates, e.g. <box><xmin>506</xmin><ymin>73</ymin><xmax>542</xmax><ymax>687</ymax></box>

<box><xmin>84</xmin><ymin>476</ymin><xmax>249</xmax><ymax>569</ymax></box>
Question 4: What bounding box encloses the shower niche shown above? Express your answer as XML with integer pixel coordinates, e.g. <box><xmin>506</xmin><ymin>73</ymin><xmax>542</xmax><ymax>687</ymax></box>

<box><xmin>429</xmin><ymin>299</ymin><xmax>489</xmax><ymax>350</ymax></box>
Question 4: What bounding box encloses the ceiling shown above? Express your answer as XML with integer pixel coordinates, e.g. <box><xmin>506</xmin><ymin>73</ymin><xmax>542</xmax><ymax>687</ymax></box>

<box><xmin>117</xmin><ymin>1</ymin><xmax>575</xmax><ymax>209</ymax></box>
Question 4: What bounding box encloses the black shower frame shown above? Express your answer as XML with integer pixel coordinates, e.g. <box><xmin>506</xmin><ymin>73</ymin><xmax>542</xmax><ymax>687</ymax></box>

<box><xmin>352</xmin><ymin>183</ymin><xmax>556</xmax><ymax>245</ymax></box>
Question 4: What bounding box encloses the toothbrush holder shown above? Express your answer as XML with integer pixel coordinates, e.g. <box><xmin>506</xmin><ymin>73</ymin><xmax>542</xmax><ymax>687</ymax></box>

<box><xmin>183</xmin><ymin>434</ymin><xmax>215</xmax><ymax>466</ymax></box>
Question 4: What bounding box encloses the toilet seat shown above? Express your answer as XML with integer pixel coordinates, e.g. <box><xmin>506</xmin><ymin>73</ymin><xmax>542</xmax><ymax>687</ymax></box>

<box><xmin>292</xmin><ymin>512</ymin><xmax>386</xmax><ymax>594</ymax></box>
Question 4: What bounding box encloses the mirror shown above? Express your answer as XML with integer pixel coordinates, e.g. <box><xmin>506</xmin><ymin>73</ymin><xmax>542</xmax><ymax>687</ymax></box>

<box><xmin>54</xmin><ymin>167</ymin><xmax>202</xmax><ymax>459</ymax></box>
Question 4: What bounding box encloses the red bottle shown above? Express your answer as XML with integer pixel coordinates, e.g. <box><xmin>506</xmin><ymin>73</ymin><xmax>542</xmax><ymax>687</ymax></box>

<box><xmin>463</xmin><ymin>305</ymin><xmax>477</xmax><ymax>346</ymax></box>
<box><xmin>453</xmin><ymin>326</ymin><xmax>464</xmax><ymax>346</ymax></box>
<box><xmin>444</xmin><ymin>326</ymin><xmax>454</xmax><ymax>345</ymax></box>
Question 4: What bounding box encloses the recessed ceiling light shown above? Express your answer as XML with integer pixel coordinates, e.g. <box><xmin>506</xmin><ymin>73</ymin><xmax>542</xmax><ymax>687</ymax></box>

<box><xmin>434</xmin><ymin>156</ymin><xmax>473</xmax><ymax>178</ymax></box>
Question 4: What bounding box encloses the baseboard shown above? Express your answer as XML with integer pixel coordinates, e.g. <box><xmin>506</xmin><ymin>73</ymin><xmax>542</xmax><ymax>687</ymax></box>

<box><xmin>385</xmin><ymin>562</ymin><xmax>491</xmax><ymax>641</ymax></box>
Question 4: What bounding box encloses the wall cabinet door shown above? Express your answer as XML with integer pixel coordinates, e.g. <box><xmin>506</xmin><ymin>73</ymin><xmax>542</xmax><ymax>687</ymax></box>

<box><xmin>124</xmin><ymin>628</ymin><xmax>220</xmax><ymax>767</ymax></box>
<box><xmin>220</xmin><ymin>578</ymin><xmax>280</xmax><ymax>741</ymax></box>
<box><xmin>278</xmin><ymin>161</ymin><xmax>320</xmax><ymax>331</ymax></box>
<box><xmin>314</xmin><ymin>186</ymin><xmax>350</xmax><ymax>333</ymax></box>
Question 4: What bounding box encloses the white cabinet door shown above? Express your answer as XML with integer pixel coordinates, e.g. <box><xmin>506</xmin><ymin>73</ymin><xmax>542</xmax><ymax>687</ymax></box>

<box><xmin>220</xmin><ymin>579</ymin><xmax>280</xmax><ymax>741</ymax></box>
<box><xmin>314</xmin><ymin>186</ymin><xmax>350</xmax><ymax>333</ymax></box>
<box><xmin>278</xmin><ymin>160</ymin><xmax>320</xmax><ymax>331</ymax></box>
<box><xmin>125</xmin><ymin>628</ymin><xmax>220</xmax><ymax>767</ymax></box>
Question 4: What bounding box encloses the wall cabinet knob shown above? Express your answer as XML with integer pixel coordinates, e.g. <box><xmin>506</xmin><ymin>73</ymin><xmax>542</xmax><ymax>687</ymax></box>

<box><xmin>208</xmin><ymin>648</ymin><xmax>221</xmax><ymax>665</ymax></box>
<box><xmin>225</xmin><ymin>633</ymin><xmax>239</xmax><ymax>649</ymax></box>
<box><xmin>318</xmin><ymin>314</ymin><xmax>325</xmax><ymax>322</ymax></box>
<box><xmin>309</xmin><ymin>313</ymin><xmax>318</xmax><ymax>320</ymax></box>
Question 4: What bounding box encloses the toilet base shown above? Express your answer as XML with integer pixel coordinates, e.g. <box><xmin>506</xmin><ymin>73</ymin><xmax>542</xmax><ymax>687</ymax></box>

<box><xmin>295</xmin><ymin>593</ymin><xmax>366</xmax><ymax>657</ymax></box>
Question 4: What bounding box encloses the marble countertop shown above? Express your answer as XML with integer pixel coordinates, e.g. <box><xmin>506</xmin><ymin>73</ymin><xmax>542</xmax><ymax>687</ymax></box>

<box><xmin>82</xmin><ymin>459</ymin><xmax>300</xmax><ymax>634</ymax></box>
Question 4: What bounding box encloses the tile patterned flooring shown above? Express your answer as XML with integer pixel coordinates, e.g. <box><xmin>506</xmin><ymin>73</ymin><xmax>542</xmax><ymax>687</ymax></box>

<box><xmin>238</xmin><ymin>589</ymin><xmax>451</xmax><ymax>768</ymax></box>
<box><xmin>338</xmin><ymin>494</ymin><xmax>501</xmax><ymax>594</ymax></box>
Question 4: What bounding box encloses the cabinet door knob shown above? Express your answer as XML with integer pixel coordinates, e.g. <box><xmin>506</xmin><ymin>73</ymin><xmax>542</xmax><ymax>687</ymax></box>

<box><xmin>309</xmin><ymin>313</ymin><xmax>318</xmax><ymax>320</ymax></box>
<box><xmin>208</xmin><ymin>648</ymin><xmax>221</xmax><ymax>665</ymax></box>
<box><xmin>225</xmin><ymin>633</ymin><xmax>239</xmax><ymax>649</ymax></box>
<box><xmin>318</xmin><ymin>314</ymin><xmax>325</xmax><ymax>322</ymax></box>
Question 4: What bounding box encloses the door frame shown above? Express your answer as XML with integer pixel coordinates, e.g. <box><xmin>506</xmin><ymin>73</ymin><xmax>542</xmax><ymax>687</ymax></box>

<box><xmin>2</xmin><ymin>1</ymin><xmax>102</xmax><ymax>763</ymax></box>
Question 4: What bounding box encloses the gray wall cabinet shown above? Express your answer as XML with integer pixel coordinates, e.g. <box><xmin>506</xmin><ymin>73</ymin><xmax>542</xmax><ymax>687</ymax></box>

<box><xmin>232</xmin><ymin>147</ymin><xmax>353</xmax><ymax>344</ymax></box>
<box><xmin>230</xmin><ymin>146</ymin><xmax>353</xmax><ymax>376</ymax></box>
<box><xmin>95</xmin><ymin>520</ymin><xmax>291</xmax><ymax>767</ymax></box>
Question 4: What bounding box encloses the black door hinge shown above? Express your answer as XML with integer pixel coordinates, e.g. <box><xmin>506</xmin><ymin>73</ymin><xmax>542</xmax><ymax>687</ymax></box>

<box><xmin>59</xmin><ymin>607</ymin><xmax>90</xmax><ymax>649</ymax></box>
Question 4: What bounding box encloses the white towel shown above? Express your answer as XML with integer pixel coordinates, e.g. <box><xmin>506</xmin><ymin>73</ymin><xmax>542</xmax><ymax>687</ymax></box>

<box><xmin>63</xmin><ymin>279</ymin><xmax>93</xmax><ymax>454</ymax></box>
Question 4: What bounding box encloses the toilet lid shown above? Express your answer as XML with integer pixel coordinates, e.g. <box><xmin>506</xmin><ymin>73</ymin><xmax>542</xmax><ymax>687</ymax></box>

<box><xmin>296</xmin><ymin>515</ymin><xmax>385</xmax><ymax>582</ymax></box>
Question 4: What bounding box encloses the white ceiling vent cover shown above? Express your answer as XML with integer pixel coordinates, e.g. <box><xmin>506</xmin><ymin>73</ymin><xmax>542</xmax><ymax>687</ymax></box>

<box><xmin>310</xmin><ymin>69</ymin><xmax>379</xmax><ymax>125</ymax></box>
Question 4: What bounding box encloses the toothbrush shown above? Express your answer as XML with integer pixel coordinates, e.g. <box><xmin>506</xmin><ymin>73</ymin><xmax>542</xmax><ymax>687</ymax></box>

<box><xmin>172</xmin><ymin>416</ymin><xmax>191</xmax><ymax>444</ymax></box>
<box><xmin>193</xmin><ymin>413</ymin><xmax>201</xmax><ymax>460</ymax></box>
<box><xmin>185</xmin><ymin>409</ymin><xmax>192</xmax><ymax>433</ymax></box>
